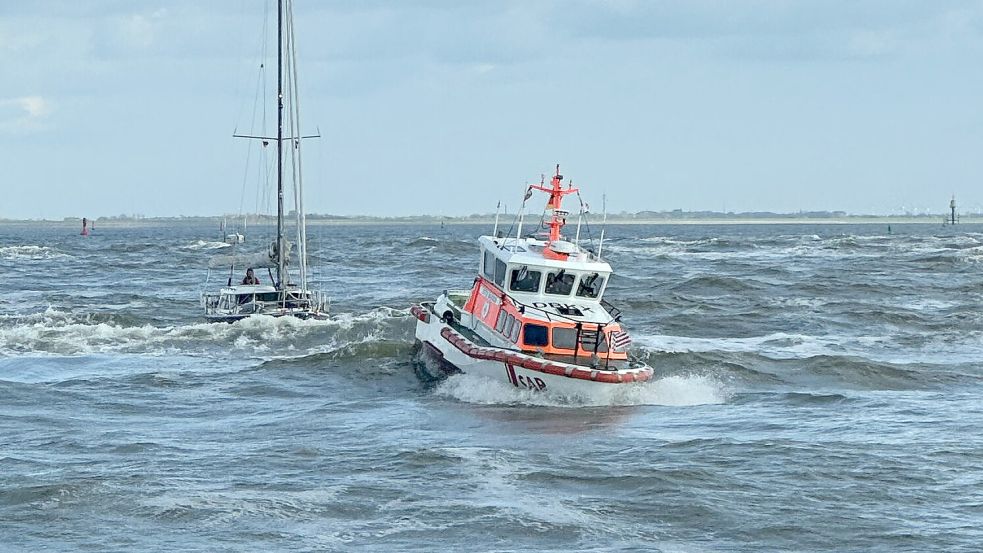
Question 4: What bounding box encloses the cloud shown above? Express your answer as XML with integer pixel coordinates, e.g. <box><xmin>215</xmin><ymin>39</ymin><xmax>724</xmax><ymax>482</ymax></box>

<box><xmin>117</xmin><ymin>10</ymin><xmax>165</xmax><ymax>49</ymax></box>
<box><xmin>0</xmin><ymin>95</ymin><xmax>52</xmax><ymax>132</ymax></box>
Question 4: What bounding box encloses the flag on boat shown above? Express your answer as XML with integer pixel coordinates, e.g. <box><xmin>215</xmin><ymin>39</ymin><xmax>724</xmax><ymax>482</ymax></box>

<box><xmin>611</xmin><ymin>330</ymin><xmax>632</xmax><ymax>349</ymax></box>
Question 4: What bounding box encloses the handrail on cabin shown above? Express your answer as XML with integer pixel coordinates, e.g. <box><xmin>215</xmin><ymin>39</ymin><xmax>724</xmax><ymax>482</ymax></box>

<box><xmin>476</xmin><ymin>276</ymin><xmax>617</xmax><ymax>360</ymax></box>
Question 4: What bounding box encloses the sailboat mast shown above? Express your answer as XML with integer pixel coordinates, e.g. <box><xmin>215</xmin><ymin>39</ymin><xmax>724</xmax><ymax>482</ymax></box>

<box><xmin>275</xmin><ymin>0</ymin><xmax>286</xmax><ymax>288</ymax></box>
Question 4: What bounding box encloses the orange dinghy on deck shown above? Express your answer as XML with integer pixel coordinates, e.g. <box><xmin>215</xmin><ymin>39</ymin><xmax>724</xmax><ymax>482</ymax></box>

<box><xmin>411</xmin><ymin>165</ymin><xmax>653</xmax><ymax>398</ymax></box>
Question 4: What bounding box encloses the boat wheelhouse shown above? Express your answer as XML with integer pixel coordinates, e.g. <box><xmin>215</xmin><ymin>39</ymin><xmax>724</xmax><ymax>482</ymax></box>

<box><xmin>412</xmin><ymin>166</ymin><xmax>652</xmax><ymax>397</ymax></box>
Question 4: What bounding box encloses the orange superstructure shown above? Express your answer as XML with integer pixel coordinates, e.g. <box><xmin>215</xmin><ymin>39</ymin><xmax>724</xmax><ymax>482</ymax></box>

<box><xmin>529</xmin><ymin>165</ymin><xmax>578</xmax><ymax>257</ymax></box>
<box><xmin>463</xmin><ymin>275</ymin><xmax>628</xmax><ymax>363</ymax></box>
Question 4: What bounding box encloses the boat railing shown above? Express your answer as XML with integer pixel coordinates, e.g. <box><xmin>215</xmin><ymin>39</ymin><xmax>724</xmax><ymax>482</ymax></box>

<box><xmin>202</xmin><ymin>288</ymin><xmax>327</xmax><ymax>316</ymax></box>
<box><xmin>501</xmin><ymin>291</ymin><xmax>613</xmax><ymax>330</ymax></box>
<box><xmin>501</xmin><ymin>292</ymin><xmax>619</xmax><ymax>360</ymax></box>
<box><xmin>600</xmin><ymin>299</ymin><xmax>622</xmax><ymax>322</ymax></box>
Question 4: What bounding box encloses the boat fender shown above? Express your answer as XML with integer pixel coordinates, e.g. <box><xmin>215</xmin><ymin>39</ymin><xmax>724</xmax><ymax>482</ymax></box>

<box><xmin>570</xmin><ymin>368</ymin><xmax>593</xmax><ymax>380</ymax></box>
<box><xmin>543</xmin><ymin>364</ymin><xmax>567</xmax><ymax>376</ymax></box>
<box><xmin>594</xmin><ymin>372</ymin><xmax>620</xmax><ymax>384</ymax></box>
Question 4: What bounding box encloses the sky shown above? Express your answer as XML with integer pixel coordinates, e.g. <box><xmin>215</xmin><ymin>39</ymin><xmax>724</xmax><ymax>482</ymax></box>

<box><xmin>3</xmin><ymin>0</ymin><xmax>983</xmax><ymax>219</ymax></box>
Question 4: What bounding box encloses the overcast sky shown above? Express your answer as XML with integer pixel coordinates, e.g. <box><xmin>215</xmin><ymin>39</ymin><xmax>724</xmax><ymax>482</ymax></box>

<box><xmin>3</xmin><ymin>0</ymin><xmax>983</xmax><ymax>219</ymax></box>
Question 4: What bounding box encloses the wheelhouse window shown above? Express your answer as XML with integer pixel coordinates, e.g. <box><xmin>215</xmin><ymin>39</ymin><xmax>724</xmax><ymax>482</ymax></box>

<box><xmin>552</xmin><ymin>327</ymin><xmax>577</xmax><ymax>350</ymax></box>
<box><xmin>583</xmin><ymin>332</ymin><xmax>609</xmax><ymax>353</ymax></box>
<box><xmin>509</xmin><ymin>320</ymin><xmax>521</xmax><ymax>342</ymax></box>
<box><xmin>576</xmin><ymin>273</ymin><xmax>605</xmax><ymax>299</ymax></box>
<box><xmin>483</xmin><ymin>250</ymin><xmax>495</xmax><ymax>280</ymax></box>
<box><xmin>497</xmin><ymin>313</ymin><xmax>521</xmax><ymax>343</ymax></box>
<box><xmin>509</xmin><ymin>266</ymin><xmax>542</xmax><ymax>293</ymax></box>
<box><xmin>523</xmin><ymin>324</ymin><xmax>549</xmax><ymax>347</ymax></box>
<box><xmin>545</xmin><ymin>270</ymin><xmax>575</xmax><ymax>296</ymax></box>
<box><xmin>495</xmin><ymin>310</ymin><xmax>507</xmax><ymax>332</ymax></box>
<box><xmin>494</xmin><ymin>258</ymin><xmax>507</xmax><ymax>287</ymax></box>
<box><xmin>551</xmin><ymin>326</ymin><xmax>609</xmax><ymax>352</ymax></box>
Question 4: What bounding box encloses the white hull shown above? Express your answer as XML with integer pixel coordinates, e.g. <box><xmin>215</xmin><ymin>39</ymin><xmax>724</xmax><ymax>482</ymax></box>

<box><xmin>412</xmin><ymin>304</ymin><xmax>653</xmax><ymax>399</ymax></box>
<box><xmin>202</xmin><ymin>285</ymin><xmax>327</xmax><ymax>323</ymax></box>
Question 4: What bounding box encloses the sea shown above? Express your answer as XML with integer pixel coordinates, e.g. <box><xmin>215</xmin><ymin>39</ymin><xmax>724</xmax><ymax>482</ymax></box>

<box><xmin>1</xmin><ymin>221</ymin><xmax>981</xmax><ymax>552</ymax></box>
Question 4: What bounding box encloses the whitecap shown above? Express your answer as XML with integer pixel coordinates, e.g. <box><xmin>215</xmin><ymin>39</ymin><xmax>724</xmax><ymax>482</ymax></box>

<box><xmin>0</xmin><ymin>245</ymin><xmax>72</xmax><ymax>260</ymax></box>
<box><xmin>433</xmin><ymin>372</ymin><xmax>729</xmax><ymax>407</ymax></box>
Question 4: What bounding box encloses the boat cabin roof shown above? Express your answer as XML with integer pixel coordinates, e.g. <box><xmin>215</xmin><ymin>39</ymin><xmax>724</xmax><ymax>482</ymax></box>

<box><xmin>477</xmin><ymin>235</ymin><xmax>614</xmax><ymax>319</ymax></box>
<box><xmin>478</xmin><ymin>235</ymin><xmax>611</xmax><ymax>272</ymax></box>
<box><xmin>220</xmin><ymin>284</ymin><xmax>278</xmax><ymax>295</ymax></box>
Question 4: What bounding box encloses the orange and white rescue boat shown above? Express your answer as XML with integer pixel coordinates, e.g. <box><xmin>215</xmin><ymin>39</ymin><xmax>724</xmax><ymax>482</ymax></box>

<box><xmin>412</xmin><ymin>165</ymin><xmax>653</xmax><ymax>398</ymax></box>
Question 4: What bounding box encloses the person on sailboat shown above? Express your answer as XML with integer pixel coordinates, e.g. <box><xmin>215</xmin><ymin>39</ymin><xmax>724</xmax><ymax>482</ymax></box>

<box><xmin>242</xmin><ymin>268</ymin><xmax>260</xmax><ymax>285</ymax></box>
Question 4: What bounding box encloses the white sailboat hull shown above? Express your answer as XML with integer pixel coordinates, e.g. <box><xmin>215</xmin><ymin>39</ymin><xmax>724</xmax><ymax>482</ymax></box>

<box><xmin>202</xmin><ymin>285</ymin><xmax>328</xmax><ymax>323</ymax></box>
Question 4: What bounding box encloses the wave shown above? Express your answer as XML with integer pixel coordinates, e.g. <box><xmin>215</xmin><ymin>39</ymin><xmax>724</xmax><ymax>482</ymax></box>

<box><xmin>432</xmin><ymin>372</ymin><xmax>729</xmax><ymax>407</ymax></box>
<box><xmin>669</xmin><ymin>275</ymin><xmax>764</xmax><ymax>295</ymax></box>
<box><xmin>404</xmin><ymin>236</ymin><xmax>475</xmax><ymax>256</ymax></box>
<box><xmin>259</xmin><ymin>339</ymin><xmax>416</xmax><ymax>368</ymax></box>
<box><xmin>0</xmin><ymin>245</ymin><xmax>72</xmax><ymax>260</ymax></box>
<box><xmin>180</xmin><ymin>240</ymin><xmax>231</xmax><ymax>251</ymax></box>
<box><xmin>634</xmin><ymin>331</ymin><xmax>923</xmax><ymax>364</ymax></box>
<box><xmin>0</xmin><ymin>307</ymin><xmax>413</xmax><ymax>358</ymax></box>
<box><xmin>632</xmin><ymin>340</ymin><xmax>983</xmax><ymax>390</ymax></box>
<box><xmin>607</xmin><ymin>233</ymin><xmax>983</xmax><ymax>266</ymax></box>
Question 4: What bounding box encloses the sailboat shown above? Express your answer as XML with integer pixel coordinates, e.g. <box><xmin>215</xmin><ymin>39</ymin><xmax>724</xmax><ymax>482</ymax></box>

<box><xmin>201</xmin><ymin>0</ymin><xmax>327</xmax><ymax>322</ymax></box>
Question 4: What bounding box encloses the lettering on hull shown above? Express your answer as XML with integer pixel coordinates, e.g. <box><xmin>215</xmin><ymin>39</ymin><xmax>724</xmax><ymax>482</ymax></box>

<box><xmin>504</xmin><ymin>363</ymin><xmax>547</xmax><ymax>391</ymax></box>
<box><xmin>532</xmin><ymin>301</ymin><xmax>593</xmax><ymax>314</ymax></box>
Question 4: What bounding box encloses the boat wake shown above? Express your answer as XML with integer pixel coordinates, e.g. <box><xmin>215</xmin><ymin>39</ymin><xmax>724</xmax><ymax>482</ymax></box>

<box><xmin>433</xmin><ymin>372</ymin><xmax>729</xmax><ymax>407</ymax></box>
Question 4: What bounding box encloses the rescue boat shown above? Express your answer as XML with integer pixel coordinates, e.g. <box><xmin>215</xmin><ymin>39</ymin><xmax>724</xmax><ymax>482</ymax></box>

<box><xmin>412</xmin><ymin>165</ymin><xmax>653</xmax><ymax>398</ymax></box>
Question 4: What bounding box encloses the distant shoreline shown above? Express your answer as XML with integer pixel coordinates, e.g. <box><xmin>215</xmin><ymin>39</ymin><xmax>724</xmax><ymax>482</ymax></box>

<box><xmin>2</xmin><ymin>216</ymin><xmax>978</xmax><ymax>227</ymax></box>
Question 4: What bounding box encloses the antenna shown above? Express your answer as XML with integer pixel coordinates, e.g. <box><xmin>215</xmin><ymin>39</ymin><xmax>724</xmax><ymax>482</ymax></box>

<box><xmin>492</xmin><ymin>201</ymin><xmax>502</xmax><ymax>237</ymax></box>
<box><xmin>516</xmin><ymin>186</ymin><xmax>531</xmax><ymax>245</ymax></box>
<box><xmin>597</xmin><ymin>194</ymin><xmax>608</xmax><ymax>259</ymax></box>
<box><xmin>574</xmin><ymin>191</ymin><xmax>585</xmax><ymax>248</ymax></box>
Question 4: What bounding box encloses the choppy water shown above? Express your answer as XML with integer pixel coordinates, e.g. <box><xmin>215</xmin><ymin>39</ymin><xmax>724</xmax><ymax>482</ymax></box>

<box><xmin>1</xmin><ymin>221</ymin><xmax>981</xmax><ymax>552</ymax></box>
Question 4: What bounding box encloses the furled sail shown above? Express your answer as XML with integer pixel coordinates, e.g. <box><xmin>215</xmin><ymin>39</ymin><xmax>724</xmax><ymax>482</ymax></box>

<box><xmin>207</xmin><ymin>241</ymin><xmax>291</xmax><ymax>269</ymax></box>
